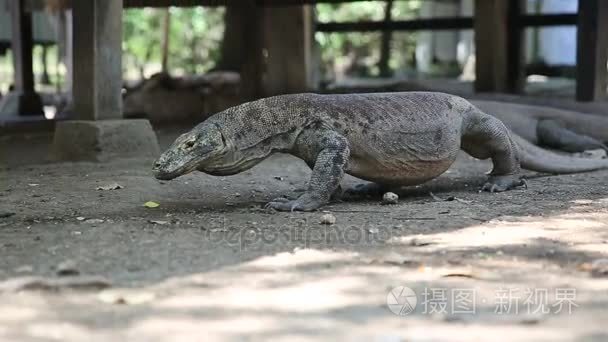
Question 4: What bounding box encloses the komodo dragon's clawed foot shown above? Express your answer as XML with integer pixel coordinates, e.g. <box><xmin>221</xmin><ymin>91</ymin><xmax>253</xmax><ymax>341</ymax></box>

<box><xmin>481</xmin><ymin>175</ymin><xmax>527</xmax><ymax>193</ymax></box>
<box><xmin>265</xmin><ymin>193</ymin><xmax>326</xmax><ymax>212</ymax></box>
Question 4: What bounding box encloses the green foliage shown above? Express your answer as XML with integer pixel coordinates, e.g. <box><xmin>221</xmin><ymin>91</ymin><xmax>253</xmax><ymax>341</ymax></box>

<box><xmin>121</xmin><ymin>3</ymin><xmax>424</xmax><ymax>82</ymax></box>
<box><xmin>122</xmin><ymin>7</ymin><xmax>224</xmax><ymax>79</ymax></box>
<box><xmin>166</xmin><ymin>7</ymin><xmax>225</xmax><ymax>74</ymax></box>
<box><xmin>315</xmin><ymin>1</ymin><xmax>422</xmax><ymax>80</ymax></box>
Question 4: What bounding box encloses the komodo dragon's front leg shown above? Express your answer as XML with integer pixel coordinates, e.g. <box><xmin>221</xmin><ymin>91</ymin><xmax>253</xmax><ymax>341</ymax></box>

<box><xmin>461</xmin><ymin>112</ymin><xmax>527</xmax><ymax>192</ymax></box>
<box><xmin>265</xmin><ymin>127</ymin><xmax>350</xmax><ymax>211</ymax></box>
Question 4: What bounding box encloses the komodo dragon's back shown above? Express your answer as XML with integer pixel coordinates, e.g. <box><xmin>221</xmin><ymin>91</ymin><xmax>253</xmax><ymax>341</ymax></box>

<box><xmin>212</xmin><ymin>92</ymin><xmax>469</xmax><ymax>153</ymax></box>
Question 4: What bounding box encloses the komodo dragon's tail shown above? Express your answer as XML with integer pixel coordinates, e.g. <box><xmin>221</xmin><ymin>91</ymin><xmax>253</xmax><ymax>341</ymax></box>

<box><xmin>512</xmin><ymin>133</ymin><xmax>608</xmax><ymax>173</ymax></box>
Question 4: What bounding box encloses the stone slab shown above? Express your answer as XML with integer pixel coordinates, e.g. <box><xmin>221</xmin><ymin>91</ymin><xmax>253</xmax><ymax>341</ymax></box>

<box><xmin>51</xmin><ymin>119</ymin><xmax>160</xmax><ymax>162</ymax></box>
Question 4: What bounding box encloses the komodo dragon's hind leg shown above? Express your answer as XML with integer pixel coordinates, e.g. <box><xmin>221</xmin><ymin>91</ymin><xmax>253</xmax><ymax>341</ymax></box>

<box><xmin>461</xmin><ymin>112</ymin><xmax>527</xmax><ymax>192</ymax></box>
<box><xmin>537</xmin><ymin>119</ymin><xmax>608</xmax><ymax>153</ymax></box>
<box><xmin>265</xmin><ymin>128</ymin><xmax>349</xmax><ymax>211</ymax></box>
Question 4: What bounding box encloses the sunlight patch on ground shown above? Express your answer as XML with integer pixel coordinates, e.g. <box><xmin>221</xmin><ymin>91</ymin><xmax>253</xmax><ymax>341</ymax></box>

<box><xmin>247</xmin><ymin>248</ymin><xmax>357</xmax><ymax>268</ymax></box>
<box><xmin>390</xmin><ymin>211</ymin><xmax>608</xmax><ymax>255</ymax></box>
<box><xmin>0</xmin><ymin>305</ymin><xmax>37</xmax><ymax>323</ymax></box>
<box><xmin>158</xmin><ymin>249</ymin><xmax>371</xmax><ymax>313</ymax></box>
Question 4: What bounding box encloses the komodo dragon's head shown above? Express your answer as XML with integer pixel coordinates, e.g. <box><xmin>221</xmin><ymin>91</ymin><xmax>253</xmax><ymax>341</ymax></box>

<box><xmin>153</xmin><ymin>122</ymin><xmax>229</xmax><ymax>180</ymax></box>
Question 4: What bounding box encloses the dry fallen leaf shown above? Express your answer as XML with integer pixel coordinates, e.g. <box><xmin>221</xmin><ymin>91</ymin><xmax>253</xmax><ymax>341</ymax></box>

<box><xmin>144</xmin><ymin>201</ymin><xmax>160</xmax><ymax>208</ymax></box>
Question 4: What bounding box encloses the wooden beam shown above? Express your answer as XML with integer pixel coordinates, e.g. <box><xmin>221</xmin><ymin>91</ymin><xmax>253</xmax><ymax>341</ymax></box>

<box><xmin>30</xmin><ymin>0</ymin><xmax>463</xmax><ymax>9</ymax></box>
<box><xmin>474</xmin><ymin>0</ymin><xmax>524</xmax><ymax>94</ymax></box>
<box><xmin>519</xmin><ymin>13</ymin><xmax>577</xmax><ymax>27</ymax></box>
<box><xmin>124</xmin><ymin>0</ymin><xmax>396</xmax><ymax>7</ymax></box>
<box><xmin>317</xmin><ymin>17</ymin><xmax>473</xmax><ymax>32</ymax></box>
<box><xmin>72</xmin><ymin>0</ymin><xmax>123</xmax><ymax>120</ymax></box>
<box><xmin>576</xmin><ymin>0</ymin><xmax>608</xmax><ymax>102</ymax></box>
<box><xmin>124</xmin><ymin>0</ymin><xmax>225</xmax><ymax>7</ymax></box>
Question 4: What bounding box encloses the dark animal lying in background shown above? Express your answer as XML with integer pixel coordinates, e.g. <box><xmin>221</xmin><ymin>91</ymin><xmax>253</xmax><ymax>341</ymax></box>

<box><xmin>471</xmin><ymin>100</ymin><xmax>608</xmax><ymax>153</ymax></box>
<box><xmin>123</xmin><ymin>71</ymin><xmax>241</xmax><ymax>123</ymax></box>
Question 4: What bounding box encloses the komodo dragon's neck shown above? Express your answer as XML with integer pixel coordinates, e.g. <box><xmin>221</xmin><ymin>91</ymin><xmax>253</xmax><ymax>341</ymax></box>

<box><xmin>198</xmin><ymin>102</ymin><xmax>308</xmax><ymax>175</ymax></box>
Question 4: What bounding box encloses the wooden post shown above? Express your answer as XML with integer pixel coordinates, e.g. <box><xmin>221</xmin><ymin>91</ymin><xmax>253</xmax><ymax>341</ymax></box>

<box><xmin>9</xmin><ymin>0</ymin><xmax>43</xmax><ymax>116</ymax></box>
<box><xmin>72</xmin><ymin>0</ymin><xmax>123</xmax><ymax>120</ymax></box>
<box><xmin>576</xmin><ymin>0</ymin><xmax>608</xmax><ymax>102</ymax></box>
<box><xmin>474</xmin><ymin>0</ymin><xmax>524</xmax><ymax>94</ymax></box>
<box><xmin>262</xmin><ymin>5</ymin><xmax>316</xmax><ymax>95</ymax></box>
<box><xmin>218</xmin><ymin>0</ymin><xmax>265</xmax><ymax>100</ymax></box>
<box><xmin>52</xmin><ymin>0</ymin><xmax>160</xmax><ymax>162</ymax></box>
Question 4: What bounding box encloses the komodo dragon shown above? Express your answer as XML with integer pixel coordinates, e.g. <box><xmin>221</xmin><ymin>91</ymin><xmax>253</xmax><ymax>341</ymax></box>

<box><xmin>471</xmin><ymin>100</ymin><xmax>608</xmax><ymax>152</ymax></box>
<box><xmin>153</xmin><ymin>92</ymin><xmax>608</xmax><ymax>211</ymax></box>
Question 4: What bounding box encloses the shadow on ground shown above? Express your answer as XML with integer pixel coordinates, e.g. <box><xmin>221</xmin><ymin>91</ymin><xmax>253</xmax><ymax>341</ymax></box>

<box><xmin>1</xmin><ymin>128</ymin><xmax>608</xmax><ymax>341</ymax></box>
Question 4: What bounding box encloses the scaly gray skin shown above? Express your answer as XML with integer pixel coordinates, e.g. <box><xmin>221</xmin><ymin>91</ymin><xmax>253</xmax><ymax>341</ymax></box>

<box><xmin>153</xmin><ymin>92</ymin><xmax>608</xmax><ymax>211</ymax></box>
<box><xmin>472</xmin><ymin>100</ymin><xmax>608</xmax><ymax>153</ymax></box>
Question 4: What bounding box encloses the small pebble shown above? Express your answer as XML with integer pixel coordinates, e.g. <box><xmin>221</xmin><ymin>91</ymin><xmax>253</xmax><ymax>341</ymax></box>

<box><xmin>320</xmin><ymin>214</ymin><xmax>336</xmax><ymax>225</ymax></box>
<box><xmin>382</xmin><ymin>192</ymin><xmax>399</xmax><ymax>205</ymax></box>
<box><xmin>56</xmin><ymin>260</ymin><xmax>80</xmax><ymax>276</ymax></box>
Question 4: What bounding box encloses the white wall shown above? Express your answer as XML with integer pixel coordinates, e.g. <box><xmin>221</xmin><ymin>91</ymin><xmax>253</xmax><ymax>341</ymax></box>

<box><xmin>538</xmin><ymin>0</ymin><xmax>578</xmax><ymax>65</ymax></box>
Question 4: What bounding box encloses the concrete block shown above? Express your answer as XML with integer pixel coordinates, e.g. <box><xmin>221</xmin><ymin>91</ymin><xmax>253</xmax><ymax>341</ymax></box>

<box><xmin>0</xmin><ymin>91</ymin><xmax>44</xmax><ymax>118</ymax></box>
<box><xmin>51</xmin><ymin>119</ymin><xmax>160</xmax><ymax>162</ymax></box>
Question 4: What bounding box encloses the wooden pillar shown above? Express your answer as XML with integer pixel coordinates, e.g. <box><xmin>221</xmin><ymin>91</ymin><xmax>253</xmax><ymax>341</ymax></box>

<box><xmin>9</xmin><ymin>0</ymin><xmax>43</xmax><ymax>116</ymax></box>
<box><xmin>219</xmin><ymin>0</ymin><xmax>265</xmax><ymax>100</ymax></box>
<box><xmin>474</xmin><ymin>0</ymin><xmax>524</xmax><ymax>94</ymax></box>
<box><xmin>52</xmin><ymin>0</ymin><xmax>160</xmax><ymax>162</ymax></box>
<box><xmin>72</xmin><ymin>0</ymin><xmax>123</xmax><ymax>120</ymax></box>
<box><xmin>262</xmin><ymin>5</ymin><xmax>316</xmax><ymax>95</ymax></box>
<box><xmin>576</xmin><ymin>0</ymin><xmax>608</xmax><ymax>102</ymax></box>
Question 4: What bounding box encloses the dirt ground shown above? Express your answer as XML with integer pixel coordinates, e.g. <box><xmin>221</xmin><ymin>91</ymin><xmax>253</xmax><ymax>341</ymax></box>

<box><xmin>1</xmin><ymin>126</ymin><xmax>608</xmax><ymax>341</ymax></box>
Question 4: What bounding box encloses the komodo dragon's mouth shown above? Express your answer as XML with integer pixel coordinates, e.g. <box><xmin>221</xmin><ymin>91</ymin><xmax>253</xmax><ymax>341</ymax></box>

<box><xmin>153</xmin><ymin>163</ymin><xmax>199</xmax><ymax>180</ymax></box>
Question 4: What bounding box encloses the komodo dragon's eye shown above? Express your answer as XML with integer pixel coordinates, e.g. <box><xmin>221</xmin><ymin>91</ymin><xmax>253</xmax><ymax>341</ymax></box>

<box><xmin>183</xmin><ymin>140</ymin><xmax>196</xmax><ymax>149</ymax></box>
